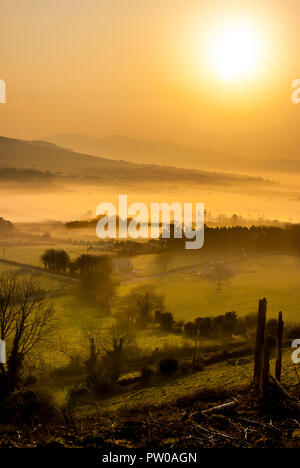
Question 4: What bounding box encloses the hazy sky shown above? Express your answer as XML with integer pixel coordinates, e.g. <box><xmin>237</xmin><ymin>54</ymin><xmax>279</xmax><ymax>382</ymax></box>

<box><xmin>1</xmin><ymin>0</ymin><xmax>300</xmax><ymax>158</ymax></box>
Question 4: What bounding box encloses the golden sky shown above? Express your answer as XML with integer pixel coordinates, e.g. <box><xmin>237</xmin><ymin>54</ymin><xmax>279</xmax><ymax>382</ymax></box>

<box><xmin>1</xmin><ymin>0</ymin><xmax>300</xmax><ymax>158</ymax></box>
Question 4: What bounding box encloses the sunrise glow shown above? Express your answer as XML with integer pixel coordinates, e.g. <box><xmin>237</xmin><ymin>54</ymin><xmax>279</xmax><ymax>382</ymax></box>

<box><xmin>210</xmin><ymin>21</ymin><xmax>262</xmax><ymax>82</ymax></box>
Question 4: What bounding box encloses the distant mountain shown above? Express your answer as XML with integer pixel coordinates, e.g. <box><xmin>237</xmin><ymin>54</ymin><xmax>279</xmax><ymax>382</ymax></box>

<box><xmin>0</xmin><ymin>136</ymin><xmax>123</xmax><ymax>174</ymax></box>
<box><xmin>47</xmin><ymin>134</ymin><xmax>300</xmax><ymax>174</ymax></box>
<box><xmin>47</xmin><ymin>134</ymin><xmax>241</xmax><ymax>170</ymax></box>
<box><xmin>0</xmin><ymin>136</ymin><xmax>272</xmax><ymax>188</ymax></box>
<box><xmin>258</xmin><ymin>159</ymin><xmax>300</xmax><ymax>173</ymax></box>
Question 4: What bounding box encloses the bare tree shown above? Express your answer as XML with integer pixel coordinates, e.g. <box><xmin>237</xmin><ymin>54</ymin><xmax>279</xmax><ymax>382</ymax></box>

<box><xmin>0</xmin><ymin>271</ymin><xmax>18</xmax><ymax>341</ymax></box>
<box><xmin>57</xmin><ymin>337</ymin><xmax>102</xmax><ymax>423</ymax></box>
<box><xmin>102</xmin><ymin>320</ymin><xmax>137</xmax><ymax>380</ymax></box>
<box><xmin>122</xmin><ymin>284</ymin><xmax>164</xmax><ymax>327</ymax></box>
<box><xmin>83</xmin><ymin>331</ymin><xmax>101</xmax><ymax>386</ymax></box>
<box><xmin>0</xmin><ymin>272</ymin><xmax>54</xmax><ymax>396</ymax></box>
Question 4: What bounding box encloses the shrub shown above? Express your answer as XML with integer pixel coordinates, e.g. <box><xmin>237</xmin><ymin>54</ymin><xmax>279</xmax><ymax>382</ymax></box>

<box><xmin>173</xmin><ymin>320</ymin><xmax>184</xmax><ymax>333</ymax></box>
<box><xmin>160</xmin><ymin>312</ymin><xmax>174</xmax><ymax>331</ymax></box>
<box><xmin>154</xmin><ymin>310</ymin><xmax>162</xmax><ymax>323</ymax></box>
<box><xmin>159</xmin><ymin>357</ymin><xmax>178</xmax><ymax>375</ymax></box>
<box><xmin>95</xmin><ymin>380</ymin><xmax>114</xmax><ymax>396</ymax></box>
<box><xmin>266</xmin><ymin>319</ymin><xmax>277</xmax><ymax>338</ymax></box>
<box><xmin>184</xmin><ymin>322</ymin><xmax>196</xmax><ymax>337</ymax></box>
<box><xmin>178</xmin><ymin>361</ymin><xmax>192</xmax><ymax>375</ymax></box>
<box><xmin>287</xmin><ymin>326</ymin><xmax>300</xmax><ymax>340</ymax></box>
<box><xmin>23</xmin><ymin>375</ymin><xmax>37</xmax><ymax>387</ymax></box>
<box><xmin>141</xmin><ymin>365</ymin><xmax>155</xmax><ymax>381</ymax></box>
<box><xmin>2</xmin><ymin>390</ymin><xmax>59</xmax><ymax>427</ymax></box>
<box><xmin>193</xmin><ymin>360</ymin><xmax>204</xmax><ymax>372</ymax></box>
<box><xmin>195</xmin><ymin>317</ymin><xmax>212</xmax><ymax>336</ymax></box>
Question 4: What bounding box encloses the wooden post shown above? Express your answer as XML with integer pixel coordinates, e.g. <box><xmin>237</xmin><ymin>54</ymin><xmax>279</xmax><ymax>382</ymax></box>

<box><xmin>253</xmin><ymin>298</ymin><xmax>267</xmax><ymax>396</ymax></box>
<box><xmin>275</xmin><ymin>311</ymin><xmax>284</xmax><ymax>382</ymax></box>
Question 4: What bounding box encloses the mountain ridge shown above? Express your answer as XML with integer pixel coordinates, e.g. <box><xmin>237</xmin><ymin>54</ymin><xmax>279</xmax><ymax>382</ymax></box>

<box><xmin>0</xmin><ymin>135</ymin><xmax>273</xmax><ymax>187</ymax></box>
<box><xmin>46</xmin><ymin>133</ymin><xmax>239</xmax><ymax>170</ymax></box>
<box><xmin>46</xmin><ymin>134</ymin><xmax>300</xmax><ymax>174</ymax></box>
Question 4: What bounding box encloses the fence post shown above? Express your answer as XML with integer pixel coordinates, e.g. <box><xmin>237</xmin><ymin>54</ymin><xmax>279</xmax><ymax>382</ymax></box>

<box><xmin>275</xmin><ymin>311</ymin><xmax>284</xmax><ymax>382</ymax></box>
<box><xmin>254</xmin><ymin>298</ymin><xmax>267</xmax><ymax>396</ymax></box>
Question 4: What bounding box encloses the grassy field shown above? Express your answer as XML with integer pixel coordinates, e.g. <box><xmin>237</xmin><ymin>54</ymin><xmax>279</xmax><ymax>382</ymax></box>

<box><xmin>1</xmin><ymin>250</ymin><xmax>300</xmax><ymax>422</ymax></box>
<box><xmin>73</xmin><ymin>348</ymin><xmax>297</xmax><ymax>414</ymax></box>
<box><xmin>119</xmin><ymin>254</ymin><xmax>300</xmax><ymax>323</ymax></box>
<box><xmin>1</xmin><ymin>243</ymin><xmax>93</xmax><ymax>266</ymax></box>
<box><xmin>1</xmin><ymin>251</ymin><xmax>300</xmax><ymax>385</ymax></box>
<box><xmin>2</xmin><ymin>243</ymin><xmax>214</xmax><ymax>271</ymax></box>
<box><xmin>130</xmin><ymin>250</ymin><xmax>209</xmax><ymax>276</ymax></box>
<box><xmin>1</xmin><ymin>251</ymin><xmax>300</xmax><ymax>349</ymax></box>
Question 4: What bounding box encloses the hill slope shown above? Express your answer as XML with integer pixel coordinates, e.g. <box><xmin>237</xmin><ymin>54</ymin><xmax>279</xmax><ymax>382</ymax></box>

<box><xmin>0</xmin><ymin>136</ymin><xmax>118</xmax><ymax>174</ymax></box>
<box><xmin>47</xmin><ymin>134</ymin><xmax>300</xmax><ymax>174</ymax></box>
<box><xmin>47</xmin><ymin>134</ymin><xmax>240</xmax><ymax>170</ymax></box>
<box><xmin>0</xmin><ymin>136</ymin><xmax>271</xmax><ymax>186</ymax></box>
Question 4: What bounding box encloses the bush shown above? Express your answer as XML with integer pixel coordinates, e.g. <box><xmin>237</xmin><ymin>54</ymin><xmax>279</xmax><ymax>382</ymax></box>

<box><xmin>1</xmin><ymin>390</ymin><xmax>59</xmax><ymax>427</ymax></box>
<box><xmin>23</xmin><ymin>375</ymin><xmax>37</xmax><ymax>387</ymax></box>
<box><xmin>160</xmin><ymin>312</ymin><xmax>174</xmax><ymax>331</ymax></box>
<box><xmin>68</xmin><ymin>386</ymin><xmax>89</xmax><ymax>399</ymax></box>
<box><xmin>184</xmin><ymin>322</ymin><xmax>196</xmax><ymax>337</ymax></box>
<box><xmin>141</xmin><ymin>365</ymin><xmax>155</xmax><ymax>381</ymax></box>
<box><xmin>159</xmin><ymin>358</ymin><xmax>178</xmax><ymax>375</ymax></box>
<box><xmin>266</xmin><ymin>319</ymin><xmax>277</xmax><ymax>338</ymax></box>
<box><xmin>154</xmin><ymin>310</ymin><xmax>162</xmax><ymax>323</ymax></box>
<box><xmin>286</xmin><ymin>326</ymin><xmax>300</xmax><ymax>340</ymax></box>
<box><xmin>192</xmin><ymin>358</ymin><xmax>204</xmax><ymax>372</ymax></box>
<box><xmin>95</xmin><ymin>379</ymin><xmax>114</xmax><ymax>396</ymax></box>
<box><xmin>178</xmin><ymin>361</ymin><xmax>192</xmax><ymax>375</ymax></box>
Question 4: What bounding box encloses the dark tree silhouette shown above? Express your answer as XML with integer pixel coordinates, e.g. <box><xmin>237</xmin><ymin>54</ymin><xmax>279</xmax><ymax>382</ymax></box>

<box><xmin>80</xmin><ymin>255</ymin><xmax>115</xmax><ymax>314</ymax></box>
<box><xmin>0</xmin><ymin>272</ymin><xmax>54</xmax><ymax>396</ymax></box>
<box><xmin>40</xmin><ymin>249</ymin><xmax>70</xmax><ymax>273</ymax></box>
<box><xmin>123</xmin><ymin>284</ymin><xmax>163</xmax><ymax>328</ymax></box>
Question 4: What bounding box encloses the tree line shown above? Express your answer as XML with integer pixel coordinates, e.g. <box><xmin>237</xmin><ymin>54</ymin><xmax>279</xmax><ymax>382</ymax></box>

<box><xmin>163</xmin><ymin>224</ymin><xmax>300</xmax><ymax>255</ymax></box>
<box><xmin>40</xmin><ymin>249</ymin><xmax>112</xmax><ymax>275</ymax></box>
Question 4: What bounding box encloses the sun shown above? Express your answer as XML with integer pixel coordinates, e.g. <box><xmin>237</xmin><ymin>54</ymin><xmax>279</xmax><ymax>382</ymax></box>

<box><xmin>210</xmin><ymin>21</ymin><xmax>261</xmax><ymax>82</ymax></box>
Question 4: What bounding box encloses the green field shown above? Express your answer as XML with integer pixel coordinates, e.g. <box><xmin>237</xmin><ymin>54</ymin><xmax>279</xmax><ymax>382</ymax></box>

<box><xmin>1</xmin><ymin>251</ymin><xmax>300</xmax><ymax>373</ymax></box>
<box><xmin>1</xmin><ymin>250</ymin><xmax>300</xmax><ymax>418</ymax></box>
<box><xmin>1</xmin><ymin>243</ymin><xmax>95</xmax><ymax>266</ymax></box>
<box><xmin>119</xmin><ymin>254</ymin><xmax>300</xmax><ymax>323</ymax></box>
<box><xmin>130</xmin><ymin>250</ymin><xmax>208</xmax><ymax>276</ymax></box>
<box><xmin>1</xmin><ymin>250</ymin><xmax>299</xmax><ymax>332</ymax></box>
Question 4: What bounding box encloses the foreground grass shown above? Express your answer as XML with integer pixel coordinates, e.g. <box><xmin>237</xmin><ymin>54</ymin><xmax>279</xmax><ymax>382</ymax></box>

<box><xmin>73</xmin><ymin>348</ymin><xmax>296</xmax><ymax>416</ymax></box>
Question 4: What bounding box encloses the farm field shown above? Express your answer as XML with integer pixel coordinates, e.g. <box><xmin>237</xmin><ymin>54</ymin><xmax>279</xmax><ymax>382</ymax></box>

<box><xmin>119</xmin><ymin>254</ymin><xmax>300</xmax><ymax>323</ymax></box>
<box><xmin>1</xmin><ymin>243</ymin><xmax>104</xmax><ymax>266</ymax></box>
<box><xmin>130</xmin><ymin>250</ymin><xmax>212</xmax><ymax>276</ymax></box>
<box><xmin>2</xmin><ymin>250</ymin><xmax>300</xmax><ymax>332</ymax></box>
<box><xmin>1</xmin><ymin>251</ymin><xmax>299</xmax><ymax>384</ymax></box>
